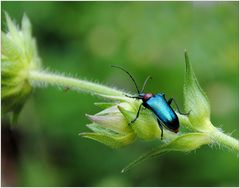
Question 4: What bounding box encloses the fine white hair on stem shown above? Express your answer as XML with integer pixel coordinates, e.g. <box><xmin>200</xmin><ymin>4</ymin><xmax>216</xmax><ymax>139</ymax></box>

<box><xmin>28</xmin><ymin>69</ymin><xmax>129</xmax><ymax>101</ymax></box>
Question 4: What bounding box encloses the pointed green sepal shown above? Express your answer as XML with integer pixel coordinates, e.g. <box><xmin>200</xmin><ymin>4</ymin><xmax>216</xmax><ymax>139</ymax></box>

<box><xmin>183</xmin><ymin>51</ymin><xmax>216</xmax><ymax>132</ymax></box>
<box><xmin>94</xmin><ymin>102</ymin><xmax>118</xmax><ymax>109</ymax></box>
<box><xmin>79</xmin><ymin>131</ymin><xmax>136</xmax><ymax>149</ymax></box>
<box><xmin>86</xmin><ymin>114</ymin><xmax>132</xmax><ymax>134</ymax></box>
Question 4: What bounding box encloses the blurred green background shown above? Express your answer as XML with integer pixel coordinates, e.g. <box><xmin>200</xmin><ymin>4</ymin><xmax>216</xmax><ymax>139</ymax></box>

<box><xmin>1</xmin><ymin>1</ymin><xmax>238</xmax><ymax>187</ymax></box>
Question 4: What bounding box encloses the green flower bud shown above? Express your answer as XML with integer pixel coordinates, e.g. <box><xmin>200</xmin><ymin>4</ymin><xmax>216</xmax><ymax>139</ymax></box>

<box><xmin>81</xmin><ymin>100</ymin><xmax>178</xmax><ymax>147</ymax></box>
<box><xmin>80</xmin><ymin>124</ymin><xmax>136</xmax><ymax>149</ymax></box>
<box><xmin>118</xmin><ymin>105</ymin><xmax>176</xmax><ymax>141</ymax></box>
<box><xmin>80</xmin><ymin>102</ymin><xmax>136</xmax><ymax>148</ymax></box>
<box><xmin>1</xmin><ymin>13</ymin><xmax>41</xmax><ymax>121</ymax></box>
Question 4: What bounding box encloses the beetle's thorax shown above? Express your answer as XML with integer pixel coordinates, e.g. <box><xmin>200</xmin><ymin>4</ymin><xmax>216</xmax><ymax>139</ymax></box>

<box><xmin>140</xmin><ymin>93</ymin><xmax>153</xmax><ymax>102</ymax></box>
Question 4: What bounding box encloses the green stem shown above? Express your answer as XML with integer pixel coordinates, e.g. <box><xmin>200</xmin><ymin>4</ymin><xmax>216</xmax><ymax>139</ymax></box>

<box><xmin>29</xmin><ymin>70</ymin><xmax>130</xmax><ymax>101</ymax></box>
<box><xmin>29</xmin><ymin>71</ymin><xmax>239</xmax><ymax>152</ymax></box>
<box><xmin>211</xmin><ymin>130</ymin><xmax>238</xmax><ymax>151</ymax></box>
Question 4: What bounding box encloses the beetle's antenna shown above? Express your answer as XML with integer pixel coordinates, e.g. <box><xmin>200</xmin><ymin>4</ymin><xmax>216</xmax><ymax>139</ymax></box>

<box><xmin>140</xmin><ymin>76</ymin><xmax>152</xmax><ymax>93</ymax></box>
<box><xmin>111</xmin><ymin>65</ymin><xmax>140</xmax><ymax>94</ymax></box>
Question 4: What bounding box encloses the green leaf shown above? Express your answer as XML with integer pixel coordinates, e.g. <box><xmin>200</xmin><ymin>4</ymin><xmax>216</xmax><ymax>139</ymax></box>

<box><xmin>183</xmin><ymin>51</ymin><xmax>215</xmax><ymax>132</ymax></box>
<box><xmin>122</xmin><ymin>133</ymin><xmax>211</xmax><ymax>173</ymax></box>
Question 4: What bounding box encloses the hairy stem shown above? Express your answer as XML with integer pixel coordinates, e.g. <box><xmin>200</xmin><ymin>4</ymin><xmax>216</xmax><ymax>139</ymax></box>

<box><xmin>29</xmin><ymin>70</ymin><xmax>239</xmax><ymax>152</ymax></box>
<box><xmin>211</xmin><ymin>130</ymin><xmax>238</xmax><ymax>151</ymax></box>
<box><xmin>29</xmin><ymin>70</ymin><xmax>129</xmax><ymax>101</ymax></box>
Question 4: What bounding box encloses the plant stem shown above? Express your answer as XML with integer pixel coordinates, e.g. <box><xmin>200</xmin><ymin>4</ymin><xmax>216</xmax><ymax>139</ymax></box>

<box><xmin>29</xmin><ymin>71</ymin><xmax>239</xmax><ymax>152</ymax></box>
<box><xmin>211</xmin><ymin>130</ymin><xmax>238</xmax><ymax>151</ymax></box>
<box><xmin>29</xmin><ymin>70</ymin><xmax>129</xmax><ymax>101</ymax></box>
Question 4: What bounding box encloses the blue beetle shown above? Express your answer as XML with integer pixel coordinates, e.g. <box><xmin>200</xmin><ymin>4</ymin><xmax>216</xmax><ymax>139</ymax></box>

<box><xmin>112</xmin><ymin>66</ymin><xmax>190</xmax><ymax>139</ymax></box>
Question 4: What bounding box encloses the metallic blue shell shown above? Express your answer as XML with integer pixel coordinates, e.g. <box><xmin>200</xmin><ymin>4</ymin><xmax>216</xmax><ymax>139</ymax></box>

<box><xmin>145</xmin><ymin>93</ymin><xmax>179</xmax><ymax>131</ymax></box>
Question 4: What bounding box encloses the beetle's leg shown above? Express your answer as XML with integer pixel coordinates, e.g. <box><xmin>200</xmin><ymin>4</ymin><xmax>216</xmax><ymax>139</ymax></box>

<box><xmin>124</xmin><ymin>94</ymin><xmax>140</xmax><ymax>99</ymax></box>
<box><xmin>169</xmin><ymin>98</ymin><xmax>191</xmax><ymax>115</ymax></box>
<box><xmin>157</xmin><ymin>119</ymin><xmax>164</xmax><ymax>140</ymax></box>
<box><xmin>167</xmin><ymin>98</ymin><xmax>173</xmax><ymax>105</ymax></box>
<box><xmin>128</xmin><ymin>104</ymin><xmax>142</xmax><ymax>125</ymax></box>
<box><xmin>124</xmin><ymin>94</ymin><xmax>136</xmax><ymax>98</ymax></box>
